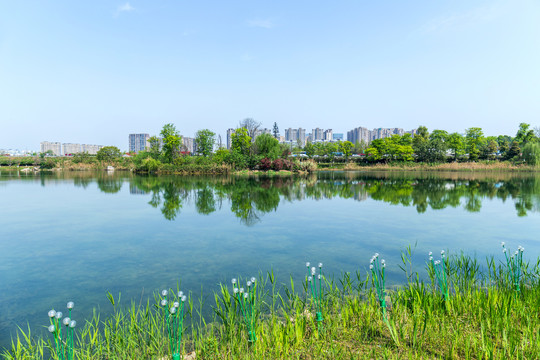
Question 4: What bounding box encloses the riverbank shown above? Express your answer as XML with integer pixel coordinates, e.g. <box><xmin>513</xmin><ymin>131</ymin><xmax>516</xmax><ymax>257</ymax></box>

<box><xmin>3</xmin><ymin>251</ymin><xmax>539</xmax><ymax>359</ymax></box>
<box><xmin>2</xmin><ymin>156</ymin><xmax>539</xmax><ymax>174</ymax></box>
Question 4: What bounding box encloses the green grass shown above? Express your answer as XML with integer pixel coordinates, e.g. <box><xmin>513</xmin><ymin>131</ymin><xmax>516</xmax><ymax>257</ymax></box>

<box><xmin>3</xmin><ymin>252</ymin><xmax>540</xmax><ymax>359</ymax></box>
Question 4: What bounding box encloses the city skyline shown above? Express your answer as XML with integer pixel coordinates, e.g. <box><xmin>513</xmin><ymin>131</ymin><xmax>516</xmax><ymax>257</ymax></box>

<box><xmin>1</xmin><ymin>0</ymin><xmax>539</xmax><ymax>150</ymax></box>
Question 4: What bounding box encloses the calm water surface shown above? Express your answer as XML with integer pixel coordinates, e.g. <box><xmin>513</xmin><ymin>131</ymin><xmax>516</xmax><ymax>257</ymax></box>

<box><xmin>1</xmin><ymin>170</ymin><xmax>540</xmax><ymax>347</ymax></box>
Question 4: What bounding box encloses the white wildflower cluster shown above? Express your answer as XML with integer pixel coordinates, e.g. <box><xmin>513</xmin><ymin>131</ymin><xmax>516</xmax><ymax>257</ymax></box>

<box><xmin>47</xmin><ymin>300</ymin><xmax>77</xmax><ymax>340</ymax></box>
<box><xmin>305</xmin><ymin>261</ymin><xmax>324</xmax><ymax>282</ymax></box>
<box><xmin>369</xmin><ymin>253</ymin><xmax>385</xmax><ymax>269</ymax></box>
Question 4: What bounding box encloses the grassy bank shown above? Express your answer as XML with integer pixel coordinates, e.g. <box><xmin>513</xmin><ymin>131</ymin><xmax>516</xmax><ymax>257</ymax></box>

<box><xmin>3</xmin><ymin>248</ymin><xmax>539</xmax><ymax>359</ymax></box>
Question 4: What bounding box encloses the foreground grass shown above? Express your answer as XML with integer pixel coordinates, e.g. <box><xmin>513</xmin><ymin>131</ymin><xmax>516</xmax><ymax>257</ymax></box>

<box><xmin>3</xmin><ymin>252</ymin><xmax>540</xmax><ymax>359</ymax></box>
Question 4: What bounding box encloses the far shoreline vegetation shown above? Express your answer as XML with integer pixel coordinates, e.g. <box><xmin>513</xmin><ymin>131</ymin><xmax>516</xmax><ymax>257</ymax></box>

<box><xmin>2</xmin><ymin>122</ymin><xmax>540</xmax><ymax>174</ymax></box>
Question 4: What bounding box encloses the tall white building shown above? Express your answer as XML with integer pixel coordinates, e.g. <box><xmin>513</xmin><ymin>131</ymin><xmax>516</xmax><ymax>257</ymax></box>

<box><xmin>81</xmin><ymin>144</ymin><xmax>103</xmax><ymax>155</ymax></box>
<box><xmin>40</xmin><ymin>142</ymin><xmax>62</xmax><ymax>155</ymax></box>
<box><xmin>182</xmin><ymin>137</ymin><xmax>195</xmax><ymax>154</ymax></box>
<box><xmin>63</xmin><ymin>143</ymin><xmax>82</xmax><ymax>155</ymax></box>
<box><xmin>129</xmin><ymin>133</ymin><xmax>150</xmax><ymax>153</ymax></box>
<box><xmin>226</xmin><ymin>128</ymin><xmax>235</xmax><ymax>150</ymax></box>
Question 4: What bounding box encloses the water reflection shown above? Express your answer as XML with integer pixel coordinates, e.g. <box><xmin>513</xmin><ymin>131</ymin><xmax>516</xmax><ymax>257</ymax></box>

<box><xmin>3</xmin><ymin>170</ymin><xmax>540</xmax><ymax>219</ymax></box>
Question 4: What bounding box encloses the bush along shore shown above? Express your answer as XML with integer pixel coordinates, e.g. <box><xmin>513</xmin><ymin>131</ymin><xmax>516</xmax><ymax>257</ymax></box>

<box><xmin>3</xmin><ymin>244</ymin><xmax>540</xmax><ymax>359</ymax></box>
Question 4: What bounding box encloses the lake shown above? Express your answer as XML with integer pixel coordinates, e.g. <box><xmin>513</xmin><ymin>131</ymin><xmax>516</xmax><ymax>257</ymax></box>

<box><xmin>1</xmin><ymin>170</ymin><xmax>539</xmax><ymax>348</ymax></box>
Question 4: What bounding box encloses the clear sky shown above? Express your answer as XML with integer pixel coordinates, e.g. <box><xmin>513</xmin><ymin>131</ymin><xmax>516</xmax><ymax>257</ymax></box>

<box><xmin>1</xmin><ymin>0</ymin><xmax>539</xmax><ymax>151</ymax></box>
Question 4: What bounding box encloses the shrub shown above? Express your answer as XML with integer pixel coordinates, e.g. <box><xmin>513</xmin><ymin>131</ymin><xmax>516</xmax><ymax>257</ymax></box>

<box><xmin>259</xmin><ymin>158</ymin><xmax>272</xmax><ymax>171</ymax></box>
<box><xmin>271</xmin><ymin>158</ymin><xmax>284</xmax><ymax>171</ymax></box>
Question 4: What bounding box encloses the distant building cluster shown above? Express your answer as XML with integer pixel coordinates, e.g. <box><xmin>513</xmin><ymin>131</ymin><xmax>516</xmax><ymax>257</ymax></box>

<box><xmin>40</xmin><ymin>141</ymin><xmax>104</xmax><ymax>156</ymax></box>
<box><xmin>0</xmin><ymin>148</ymin><xmax>33</xmax><ymax>156</ymax></box>
<box><xmin>347</xmin><ymin>127</ymin><xmax>418</xmax><ymax>144</ymax></box>
<box><xmin>129</xmin><ymin>133</ymin><xmax>150</xmax><ymax>153</ymax></box>
<box><xmin>128</xmin><ymin>133</ymin><xmax>197</xmax><ymax>154</ymax></box>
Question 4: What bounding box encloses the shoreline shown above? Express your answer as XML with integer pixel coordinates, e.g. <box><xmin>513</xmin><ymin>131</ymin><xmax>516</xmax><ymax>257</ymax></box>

<box><xmin>2</xmin><ymin>252</ymin><xmax>539</xmax><ymax>359</ymax></box>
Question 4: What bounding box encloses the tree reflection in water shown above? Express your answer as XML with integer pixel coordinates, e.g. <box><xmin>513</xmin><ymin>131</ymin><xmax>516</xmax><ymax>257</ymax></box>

<box><xmin>93</xmin><ymin>172</ymin><xmax>540</xmax><ymax>222</ymax></box>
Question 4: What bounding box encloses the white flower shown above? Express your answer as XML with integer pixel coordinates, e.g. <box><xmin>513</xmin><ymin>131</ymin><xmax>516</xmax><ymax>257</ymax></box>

<box><xmin>170</xmin><ymin>307</ymin><xmax>177</xmax><ymax>314</ymax></box>
<box><xmin>308</xmin><ymin>276</ymin><xmax>313</xmax><ymax>282</ymax></box>
<box><xmin>67</xmin><ymin>302</ymin><xmax>74</xmax><ymax>310</ymax></box>
<box><xmin>251</xmin><ymin>277</ymin><xmax>256</xmax><ymax>283</ymax></box>
<box><xmin>306</xmin><ymin>262</ymin><xmax>310</xmax><ymax>267</ymax></box>
<box><xmin>69</xmin><ymin>320</ymin><xmax>76</xmax><ymax>328</ymax></box>
<box><xmin>369</xmin><ymin>264</ymin><xmax>373</xmax><ymax>270</ymax></box>
<box><xmin>515</xmin><ymin>251</ymin><xmax>519</xmax><ymax>256</ymax></box>
<box><xmin>519</xmin><ymin>246</ymin><xmax>524</xmax><ymax>252</ymax></box>
<box><xmin>434</xmin><ymin>260</ymin><xmax>440</xmax><ymax>265</ymax></box>
<box><xmin>55</xmin><ymin>312</ymin><xmax>63</xmax><ymax>319</ymax></box>
<box><xmin>232</xmin><ymin>278</ymin><xmax>237</xmax><ymax>285</ymax></box>
<box><xmin>178</xmin><ymin>291</ymin><xmax>184</xmax><ymax>298</ymax></box>
<box><xmin>174</xmin><ymin>302</ymin><xmax>180</xmax><ymax>308</ymax></box>
<box><xmin>370</xmin><ymin>257</ymin><xmax>374</xmax><ymax>264</ymax></box>
<box><xmin>63</xmin><ymin>317</ymin><xmax>71</xmax><ymax>326</ymax></box>
<box><xmin>247</xmin><ymin>281</ymin><xmax>252</xmax><ymax>287</ymax></box>
<box><xmin>429</xmin><ymin>256</ymin><xmax>433</xmax><ymax>261</ymax></box>
<box><xmin>381</xmin><ymin>259</ymin><xmax>386</xmax><ymax>265</ymax></box>
<box><xmin>48</xmin><ymin>325</ymin><xmax>55</xmax><ymax>333</ymax></box>
<box><xmin>311</xmin><ymin>267</ymin><xmax>316</xmax><ymax>276</ymax></box>
<box><xmin>374</xmin><ymin>253</ymin><xmax>379</xmax><ymax>258</ymax></box>
<box><xmin>48</xmin><ymin>310</ymin><xmax>56</xmax><ymax>318</ymax></box>
<box><xmin>161</xmin><ymin>289</ymin><xmax>168</xmax><ymax>297</ymax></box>
<box><xmin>318</xmin><ymin>262</ymin><xmax>323</xmax><ymax>268</ymax></box>
<box><xmin>160</xmin><ymin>299</ymin><xmax>168</xmax><ymax>306</ymax></box>
<box><xmin>317</xmin><ymin>274</ymin><xmax>321</xmax><ymax>280</ymax></box>
<box><xmin>181</xmin><ymin>296</ymin><xmax>187</xmax><ymax>302</ymax></box>
<box><xmin>441</xmin><ymin>250</ymin><xmax>445</xmax><ymax>255</ymax></box>
<box><xmin>233</xmin><ymin>288</ymin><xmax>239</xmax><ymax>294</ymax></box>
<box><xmin>503</xmin><ymin>248</ymin><xmax>507</xmax><ymax>253</ymax></box>
<box><xmin>239</xmin><ymin>288</ymin><xmax>244</xmax><ymax>294</ymax></box>
<box><xmin>244</xmin><ymin>293</ymin><xmax>248</xmax><ymax>299</ymax></box>
<box><xmin>501</xmin><ymin>242</ymin><xmax>505</xmax><ymax>246</ymax></box>
<box><xmin>382</xmin><ymin>263</ymin><xmax>386</xmax><ymax>268</ymax></box>
<box><xmin>428</xmin><ymin>251</ymin><xmax>432</xmax><ymax>256</ymax></box>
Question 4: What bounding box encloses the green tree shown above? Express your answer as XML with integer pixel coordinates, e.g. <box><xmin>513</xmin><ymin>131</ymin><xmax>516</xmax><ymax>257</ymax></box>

<box><xmin>522</xmin><ymin>142</ymin><xmax>540</xmax><ymax>166</ymax></box>
<box><xmin>481</xmin><ymin>137</ymin><xmax>498</xmax><ymax>160</ymax></box>
<box><xmin>148</xmin><ymin>136</ymin><xmax>161</xmax><ymax>159</ymax></box>
<box><xmin>195</xmin><ymin>129</ymin><xmax>216</xmax><ymax>157</ymax></box>
<box><xmin>465</xmin><ymin>127</ymin><xmax>485</xmax><ymax>161</ymax></box>
<box><xmin>428</xmin><ymin>130</ymin><xmax>449</xmax><ymax>162</ymax></box>
<box><xmin>447</xmin><ymin>132</ymin><xmax>464</xmax><ymax>161</ymax></box>
<box><xmin>254</xmin><ymin>133</ymin><xmax>281</xmax><ymax>160</ymax></box>
<box><xmin>96</xmin><ymin>146</ymin><xmax>122</xmax><ymax>161</ymax></box>
<box><xmin>304</xmin><ymin>141</ymin><xmax>315</xmax><ymax>158</ymax></box>
<box><xmin>339</xmin><ymin>141</ymin><xmax>354</xmax><ymax>158</ymax></box>
<box><xmin>160</xmin><ymin>123</ymin><xmax>182</xmax><ymax>163</ymax></box>
<box><xmin>515</xmin><ymin>123</ymin><xmax>536</xmax><ymax>146</ymax></box>
<box><xmin>412</xmin><ymin>126</ymin><xmax>429</xmax><ymax>162</ymax></box>
<box><xmin>272</xmin><ymin>122</ymin><xmax>279</xmax><ymax>139</ymax></box>
<box><xmin>231</xmin><ymin>127</ymin><xmax>252</xmax><ymax>156</ymax></box>
<box><xmin>506</xmin><ymin>141</ymin><xmax>521</xmax><ymax>160</ymax></box>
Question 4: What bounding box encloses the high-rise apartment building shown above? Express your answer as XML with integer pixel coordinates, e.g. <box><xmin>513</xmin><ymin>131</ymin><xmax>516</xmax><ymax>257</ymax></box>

<box><xmin>333</xmin><ymin>133</ymin><xmax>344</xmax><ymax>141</ymax></box>
<box><xmin>129</xmin><ymin>133</ymin><xmax>150</xmax><ymax>153</ymax></box>
<box><xmin>40</xmin><ymin>141</ymin><xmax>62</xmax><ymax>156</ymax></box>
<box><xmin>312</xmin><ymin>128</ymin><xmax>324</xmax><ymax>141</ymax></box>
<box><xmin>63</xmin><ymin>143</ymin><xmax>82</xmax><ymax>155</ymax></box>
<box><xmin>283</xmin><ymin>128</ymin><xmax>306</xmax><ymax>146</ymax></box>
<box><xmin>81</xmin><ymin>144</ymin><xmax>103</xmax><ymax>154</ymax></box>
<box><xmin>323</xmin><ymin>129</ymin><xmax>333</xmax><ymax>142</ymax></box>
<box><xmin>182</xmin><ymin>137</ymin><xmax>195</xmax><ymax>154</ymax></box>
<box><xmin>347</xmin><ymin>126</ymin><xmax>416</xmax><ymax>144</ymax></box>
<box><xmin>226</xmin><ymin>128</ymin><xmax>235</xmax><ymax>150</ymax></box>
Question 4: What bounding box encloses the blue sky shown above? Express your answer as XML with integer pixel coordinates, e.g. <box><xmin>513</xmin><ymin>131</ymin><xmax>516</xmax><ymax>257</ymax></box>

<box><xmin>1</xmin><ymin>0</ymin><xmax>539</xmax><ymax>151</ymax></box>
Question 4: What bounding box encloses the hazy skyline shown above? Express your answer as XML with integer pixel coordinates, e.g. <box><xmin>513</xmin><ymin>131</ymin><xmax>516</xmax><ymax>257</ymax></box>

<box><xmin>1</xmin><ymin>0</ymin><xmax>539</xmax><ymax>151</ymax></box>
